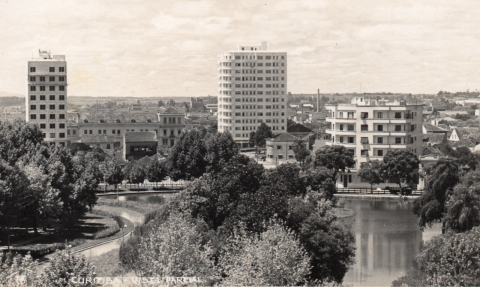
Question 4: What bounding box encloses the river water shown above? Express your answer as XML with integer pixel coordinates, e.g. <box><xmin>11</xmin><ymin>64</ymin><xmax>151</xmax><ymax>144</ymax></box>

<box><xmin>341</xmin><ymin>198</ymin><xmax>441</xmax><ymax>286</ymax></box>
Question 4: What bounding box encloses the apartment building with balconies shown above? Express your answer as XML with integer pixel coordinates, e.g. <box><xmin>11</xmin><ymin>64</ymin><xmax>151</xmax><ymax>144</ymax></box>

<box><xmin>325</xmin><ymin>97</ymin><xmax>424</xmax><ymax>188</ymax></box>
<box><xmin>217</xmin><ymin>42</ymin><xmax>287</xmax><ymax>147</ymax></box>
<box><xmin>26</xmin><ymin>50</ymin><xmax>67</xmax><ymax>146</ymax></box>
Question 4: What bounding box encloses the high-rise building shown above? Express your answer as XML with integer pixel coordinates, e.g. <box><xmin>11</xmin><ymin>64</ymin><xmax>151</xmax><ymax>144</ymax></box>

<box><xmin>325</xmin><ymin>97</ymin><xmax>424</xmax><ymax>188</ymax></box>
<box><xmin>217</xmin><ymin>42</ymin><xmax>287</xmax><ymax>147</ymax></box>
<box><xmin>26</xmin><ymin>50</ymin><xmax>68</xmax><ymax>146</ymax></box>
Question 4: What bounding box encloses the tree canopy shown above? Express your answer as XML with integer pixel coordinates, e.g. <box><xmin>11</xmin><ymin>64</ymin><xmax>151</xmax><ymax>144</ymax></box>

<box><xmin>249</xmin><ymin>122</ymin><xmax>273</xmax><ymax>148</ymax></box>
<box><xmin>358</xmin><ymin>160</ymin><xmax>385</xmax><ymax>192</ymax></box>
<box><xmin>313</xmin><ymin>145</ymin><xmax>355</xmax><ymax>190</ymax></box>
<box><xmin>382</xmin><ymin>149</ymin><xmax>420</xmax><ymax>190</ymax></box>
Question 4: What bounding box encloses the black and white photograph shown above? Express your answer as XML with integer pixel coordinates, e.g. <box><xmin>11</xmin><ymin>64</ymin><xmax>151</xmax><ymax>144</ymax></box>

<box><xmin>0</xmin><ymin>0</ymin><xmax>479</xmax><ymax>286</ymax></box>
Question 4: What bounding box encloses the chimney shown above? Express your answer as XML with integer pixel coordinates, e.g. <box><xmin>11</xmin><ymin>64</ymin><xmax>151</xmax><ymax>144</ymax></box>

<box><xmin>317</xmin><ymin>89</ymin><xmax>320</xmax><ymax>112</ymax></box>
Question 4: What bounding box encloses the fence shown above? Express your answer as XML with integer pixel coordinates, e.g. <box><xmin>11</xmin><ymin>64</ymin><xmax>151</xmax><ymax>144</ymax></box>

<box><xmin>336</xmin><ymin>188</ymin><xmax>387</xmax><ymax>194</ymax></box>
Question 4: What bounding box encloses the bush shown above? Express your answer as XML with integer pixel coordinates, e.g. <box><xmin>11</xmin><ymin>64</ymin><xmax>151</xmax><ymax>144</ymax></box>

<box><xmin>90</xmin><ymin>211</ymin><xmax>124</xmax><ymax>240</ymax></box>
<box><xmin>8</xmin><ymin>239</ymin><xmax>86</xmax><ymax>259</ymax></box>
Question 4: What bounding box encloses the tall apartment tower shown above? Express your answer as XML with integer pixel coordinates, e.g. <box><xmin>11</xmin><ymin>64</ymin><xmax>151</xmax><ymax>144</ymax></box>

<box><xmin>217</xmin><ymin>42</ymin><xmax>287</xmax><ymax>148</ymax></box>
<box><xmin>26</xmin><ymin>50</ymin><xmax>68</xmax><ymax>146</ymax></box>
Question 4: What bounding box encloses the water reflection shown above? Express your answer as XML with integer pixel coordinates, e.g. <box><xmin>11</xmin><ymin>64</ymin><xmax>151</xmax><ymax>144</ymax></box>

<box><xmin>341</xmin><ymin>198</ymin><xmax>441</xmax><ymax>286</ymax></box>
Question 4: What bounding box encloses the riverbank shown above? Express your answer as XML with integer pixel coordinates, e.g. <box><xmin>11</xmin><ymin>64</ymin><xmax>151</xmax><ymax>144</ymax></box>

<box><xmin>336</xmin><ymin>193</ymin><xmax>419</xmax><ymax>200</ymax></box>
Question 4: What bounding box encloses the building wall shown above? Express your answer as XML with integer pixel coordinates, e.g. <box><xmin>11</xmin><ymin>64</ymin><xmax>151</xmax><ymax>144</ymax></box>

<box><xmin>26</xmin><ymin>51</ymin><xmax>67</xmax><ymax>146</ymax></box>
<box><xmin>217</xmin><ymin>43</ymin><xmax>287</xmax><ymax>147</ymax></box>
<box><xmin>266</xmin><ymin>140</ymin><xmax>295</xmax><ymax>164</ymax></box>
<box><xmin>325</xmin><ymin>99</ymin><xmax>424</xmax><ymax>188</ymax></box>
<box><xmin>124</xmin><ymin>141</ymin><xmax>158</xmax><ymax>161</ymax></box>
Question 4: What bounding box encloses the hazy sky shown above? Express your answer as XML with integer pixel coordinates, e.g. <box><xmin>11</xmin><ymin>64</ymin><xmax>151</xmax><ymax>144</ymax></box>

<box><xmin>0</xmin><ymin>0</ymin><xmax>479</xmax><ymax>97</ymax></box>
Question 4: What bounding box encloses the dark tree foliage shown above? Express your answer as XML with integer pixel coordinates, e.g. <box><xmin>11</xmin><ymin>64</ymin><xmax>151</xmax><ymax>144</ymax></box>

<box><xmin>382</xmin><ymin>149</ymin><xmax>420</xmax><ymax>190</ymax></box>
<box><xmin>0</xmin><ymin>119</ymin><xmax>44</xmax><ymax>165</ymax></box>
<box><xmin>412</xmin><ymin>159</ymin><xmax>459</xmax><ymax>230</ymax></box>
<box><xmin>357</xmin><ymin>160</ymin><xmax>385</xmax><ymax>192</ymax></box>
<box><xmin>124</xmin><ymin>162</ymin><xmax>145</xmax><ymax>186</ymax></box>
<box><xmin>444</xmin><ymin>183</ymin><xmax>480</xmax><ymax>233</ymax></box>
<box><xmin>167</xmin><ymin>129</ymin><xmax>238</xmax><ymax>181</ymax></box>
<box><xmin>104</xmin><ymin>160</ymin><xmax>124</xmax><ymax>187</ymax></box>
<box><xmin>292</xmin><ymin>139</ymin><xmax>310</xmax><ymax>167</ymax></box>
<box><xmin>145</xmin><ymin>159</ymin><xmax>168</xmax><ymax>187</ymax></box>
<box><xmin>313</xmin><ymin>145</ymin><xmax>355</xmax><ymax>190</ymax></box>
<box><xmin>249</xmin><ymin>122</ymin><xmax>273</xmax><ymax>148</ymax></box>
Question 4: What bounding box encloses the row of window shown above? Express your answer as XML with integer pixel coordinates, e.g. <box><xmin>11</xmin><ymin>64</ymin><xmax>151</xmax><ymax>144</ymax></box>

<box><xmin>30</xmin><ymin>104</ymin><xmax>65</xmax><ymax>110</ymax></box>
<box><xmin>29</xmin><ymin>76</ymin><xmax>65</xmax><ymax>82</ymax></box>
<box><xmin>42</xmin><ymin>132</ymin><xmax>66</xmax><ymax>139</ymax></box>
<box><xmin>220</xmin><ymin>97</ymin><xmax>285</xmax><ymax>103</ymax></box>
<box><xmin>39</xmin><ymin>123</ymin><xmax>66</xmax><ymax>129</ymax></box>
<box><xmin>30</xmin><ymin>95</ymin><xmax>65</xmax><ymax>101</ymax></box>
<box><xmin>232</xmin><ymin>70</ymin><xmax>285</xmax><ymax>74</ymax></box>
<box><xmin>82</xmin><ymin>129</ymin><xmax>182</xmax><ymax>136</ymax></box>
<box><xmin>30</xmin><ymin>67</ymin><xmax>65</xmax><ymax>73</ymax></box>
<box><xmin>335</xmin><ymin>136</ymin><xmax>417</xmax><ymax>145</ymax></box>
<box><xmin>30</xmin><ymin>114</ymin><xmax>65</xmax><ymax>120</ymax></box>
<box><xmin>218</xmin><ymin>76</ymin><xmax>286</xmax><ymax>82</ymax></box>
<box><xmin>336</xmin><ymin>124</ymin><xmax>416</xmax><ymax>132</ymax></box>
<box><xmin>30</xmin><ymin>86</ymin><xmax>65</xmax><ymax>91</ymax></box>
<box><xmin>333</xmin><ymin>111</ymin><xmax>418</xmax><ymax>119</ymax></box>
<box><xmin>233</xmin><ymin>55</ymin><xmax>285</xmax><ymax>60</ymax></box>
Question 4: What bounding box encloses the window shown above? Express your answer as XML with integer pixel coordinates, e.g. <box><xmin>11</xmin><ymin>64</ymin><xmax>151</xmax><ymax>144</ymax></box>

<box><xmin>361</xmin><ymin>150</ymin><xmax>369</xmax><ymax>156</ymax></box>
<box><xmin>30</xmin><ymin>114</ymin><xmax>36</xmax><ymax>120</ymax></box>
<box><xmin>40</xmin><ymin>95</ymin><xmax>46</xmax><ymax>100</ymax></box>
<box><xmin>377</xmin><ymin>150</ymin><xmax>383</xmax><ymax>156</ymax></box>
<box><xmin>98</xmin><ymin>130</ymin><xmax>102</xmax><ymax>134</ymax></box>
<box><xmin>40</xmin><ymin>114</ymin><xmax>46</xmax><ymax>119</ymax></box>
<box><xmin>40</xmin><ymin>124</ymin><xmax>46</xmax><ymax>129</ymax></box>
<box><xmin>49</xmin><ymin>76</ymin><xmax>55</xmax><ymax>81</ymax></box>
<box><xmin>59</xmin><ymin>67</ymin><xmax>65</xmax><ymax>72</ymax></box>
<box><xmin>50</xmin><ymin>95</ymin><xmax>55</xmax><ymax>100</ymax></box>
<box><xmin>49</xmin><ymin>114</ymin><xmax>55</xmax><ymax>119</ymax></box>
<box><xmin>89</xmin><ymin>130</ymin><xmax>93</xmax><ymax>134</ymax></box>
<box><xmin>361</xmin><ymin>137</ymin><xmax>369</xmax><ymax>144</ymax></box>
<box><xmin>377</xmin><ymin>112</ymin><xmax>383</xmax><ymax>119</ymax></box>
<box><xmin>117</xmin><ymin>130</ymin><xmax>120</xmax><ymax>135</ymax></box>
<box><xmin>30</xmin><ymin>67</ymin><xmax>36</xmax><ymax>72</ymax></box>
<box><xmin>40</xmin><ymin>86</ymin><xmax>45</xmax><ymax>91</ymax></box>
<box><xmin>59</xmin><ymin>105</ymin><xmax>65</xmax><ymax>110</ymax></box>
<box><xmin>112</xmin><ymin>130</ymin><xmax>116</xmax><ymax>134</ymax></box>
<box><xmin>59</xmin><ymin>76</ymin><xmax>65</xmax><ymax>81</ymax></box>
<box><xmin>347</xmin><ymin>137</ymin><xmax>354</xmax><ymax>143</ymax></box>
<box><xmin>59</xmin><ymin>95</ymin><xmax>65</xmax><ymax>100</ymax></box>
<box><xmin>377</xmin><ymin>125</ymin><xmax>383</xmax><ymax>131</ymax></box>
<box><xmin>339</xmin><ymin>124</ymin><xmax>344</xmax><ymax>131</ymax></box>
<box><xmin>395</xmin><ymin>137</ymin><xmax>402</xmax><ymax>144</ymax></box>
<box><xmin>277</xmin><ymin>145</ymin><xmax>282</xmax><ymax>150</ymax></box>
<box><xmin>377</xmin><ymin>137</ymin><xmax>383</xmax><ymax>144</ymax></box>
<box><xmin>59</xmin><ymin>133</ymin><xmax>65</xmax><ymax>138</ymax></box>
<box><xmin>361</xmin><ymin>125</ymin><xmax>368</xmax><ymax>131</ymax></box>
<box><xmin>59</xmin><ymin>86</ymin><xmax>65</xmax><ymax>91</ymax></box>
<box><xmin>107</xmin><ymin>144</ymin><xmax>111</xmax><ymax>150</ymax></box>
<box><xmin>30</xmin><ymin>105</ymin><xmax>36</xmax><ymax>110</ymax></box>
<box><xmin>84</xmin><ymin>130</ymin><xmax>87</xmax><ymax>135</ymax></box>
<box><xmin>347</xmin><ymin>124</ymin><xmax>354</xmax><ymax>131</ymax></box>
<box><xmin>348</xmin><ymin>112</ymin><xmax>354</xmax><ymax>118</ymax></box>
<box><xmin>49</xmin><ymin>67</ymin><xmax>55</xmax><ymax>72</ymax></box>
<box><xmin>59</xmin><ymin>114</ymin><xmax>65</xmax><ymax>119</ymax></box>
<box><xmin>411</xmin><ymin>125</ymin><xmax>415</xmax><ymax>131</ymax></box>
<box><xmin>49</xmin><ymin>105</ymin><xmax>55</xmax><ymax>110</ymax></box>
<box><xmin>30</xmin><ymin>86</ymin><xmax>36</xmax><ymax>91</ymax></box>
<box><xmin>30</xmin><ymin>76</ymin><xmax>36</xmax><ymax>82</ymax></box>
<box><xmin>49</xmin><ymin>86</ymin><xmax>55</xmax><ymax>91</ymax></box>
<box><xmin>59</xmin><ymin>123</ymin><xmax>65</xmax><ymax>129</ymax></box>
<box><xmin>40</xmin><ymin>105</ymin><xmax>45</xmax><ymax>110</ymax></box>
<box><xmin>361</xmin><ymin>112</ymin><xmax>369</xmax><ymax>119</ymax></box>
<box><xmin>395</xmin><ymin>112</ymin><xmax>401</xmax><ymax>119</ymax></box>
<box><xmin>50</xmin><ymin>124</ymin><xmax>55</xmax><ymax>129</ymax></box>
<box><xmin>40</xmin><ymin>76</ymin><xmax>45</xmax><ymax>82</ymax></box>
<box><xmin>395</xmin><ymin>125</ymin><xmax>401</xmax><ymax>131</ymax></box>
<box><xmin>339</xmin><ymin>136</ymin><xmax>344</xmax><ymax>143</ymax></box>
<box><xmin>30</xmin><ymin>95</ymin><xmax>36</xmax><ymax>101</ymax></box>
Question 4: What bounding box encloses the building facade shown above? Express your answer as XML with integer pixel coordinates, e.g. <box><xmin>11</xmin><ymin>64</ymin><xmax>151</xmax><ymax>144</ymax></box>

<box><xmin>26</xmin><ymin>50</ymin><xmax>68</xmax><ymax>146</ymax></box>
<box><xmin>217</xmin><ymin>42</ymin><xmax>288</xmax><ymax>147</ymax></box>
<box><xmin>266</xmin><ymin>133</ymin><xmax>297</xmax><ymax>164</ymax></box>
<box><xmin>325</xmin><ymin>97</ymin><xmax>424</xmax><ymax>188</ymax></box>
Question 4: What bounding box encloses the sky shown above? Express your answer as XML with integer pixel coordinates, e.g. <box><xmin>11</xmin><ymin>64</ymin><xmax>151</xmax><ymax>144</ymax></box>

<box><xmin>0</xmin><ymin>0</ymin><xmax>479</xmax><ymax>97</ymax></box>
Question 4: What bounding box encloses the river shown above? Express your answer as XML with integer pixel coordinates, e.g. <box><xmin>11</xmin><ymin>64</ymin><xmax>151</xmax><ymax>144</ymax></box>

<box><xmin>340</xmin><ymin>197</ymin><xmax>441</xmax><ymax>286</ymax></box>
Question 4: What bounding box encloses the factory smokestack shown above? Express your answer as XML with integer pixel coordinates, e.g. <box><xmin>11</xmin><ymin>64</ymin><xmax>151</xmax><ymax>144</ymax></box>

<box><xmin>317</xmin><ymin>89</ymin><xmax>320</xmax><ymax>112</ymax></box>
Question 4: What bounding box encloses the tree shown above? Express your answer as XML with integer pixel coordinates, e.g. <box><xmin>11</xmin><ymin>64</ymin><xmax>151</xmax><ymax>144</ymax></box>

<box><xmin>249</xmin><ymin>123</ymin><xmax>273</xmax><ymax>148</ymax></box>
<box><xmin>136</xmin><ymin>212</ymin><xmax>218</xmax><ymax>282</ymax></box>
<box><xmin>413</xmin><ymin>228</ymin><xmax>480</xmax><ymax>286</ymax></box>
<box><xmin>382</xmin><ymin>149</ymin><xmax>420</xmax><ymax>191</ymax></box>
<box><xmin>124</xmin><ymin>162</ymin><xmax>145</xmax><ymax>188</ymax></box>
<box><xmin>145</xmin><ymin>159</ymin><xmax>168</xmax><ymax>187</ymax></box>
<box><xmin>358</xmin><ymin>160</ymin><xmax>385</xmax><ymax>193</ymax></box>
<box><xmin>104</xmin><ymin>159</ymin><xmax>124</xmax><ymax>189</ymax></box>
<box><xmin>204</xmin><ymin>131</ymin><xmax>238</xmax><ymax>174</ymax></box>
<box><xmin>39</xmin><ymin>250</ymin><xmax>98</xmax><ymax>287</ymax></box>
<box><xmin>167</xmin><ymin>129</ymin><xmax>207</xmax><ymax>181</ymax></box>
<box><xmin>444</xmin><ymin>183</ymin><xmax>480</xmax><ymax>233</ymax></box>
<box><xmin>0</xmin><ymin>253</ymin><xmax>38</xmax><ymax>286</ymax></box>
<box><xmin>293</xmin><ymin>139</ymin><xmax>310</xmax><ymax>168</ymax></box>
<box><xmin>287</xmin><ymin>118</ymin><xmax>295</xmax><ymax>127</ymax></box>
<box><xmin>313</xmin><ymin>145</ymin><xmax>355</xmax><ymax>190</ymax></box>
<box><xmin>412</xmin><ymin>159</ymin><xmax>459</xmax><ymax>229</ymax></box>
<box><xmin>219</xmin><ymin>221</ymin><xmax>311</xmax><ymax>286</ymax></box>
<box><xmin>158</xmin><ymin>100</ymin><xmax>164</xmax><ymax>107</ymax></box>
<box><xmin>0</xmin><ymin>119</ymin><xmax>44</xmax><ymax>166</ymax></box>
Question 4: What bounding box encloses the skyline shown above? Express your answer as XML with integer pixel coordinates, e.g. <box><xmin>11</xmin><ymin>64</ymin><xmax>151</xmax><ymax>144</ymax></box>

<box><xmin>1</xmin><ymin>0</ymin><xmax>479</xmax><ymax>97</ymax></box>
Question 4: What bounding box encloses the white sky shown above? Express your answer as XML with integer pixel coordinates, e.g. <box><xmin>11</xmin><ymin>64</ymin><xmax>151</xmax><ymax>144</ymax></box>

<box><xmin>0</xmin><ymin>0</ymin><xmax>479</xmax><ymax>97</ymax></box>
